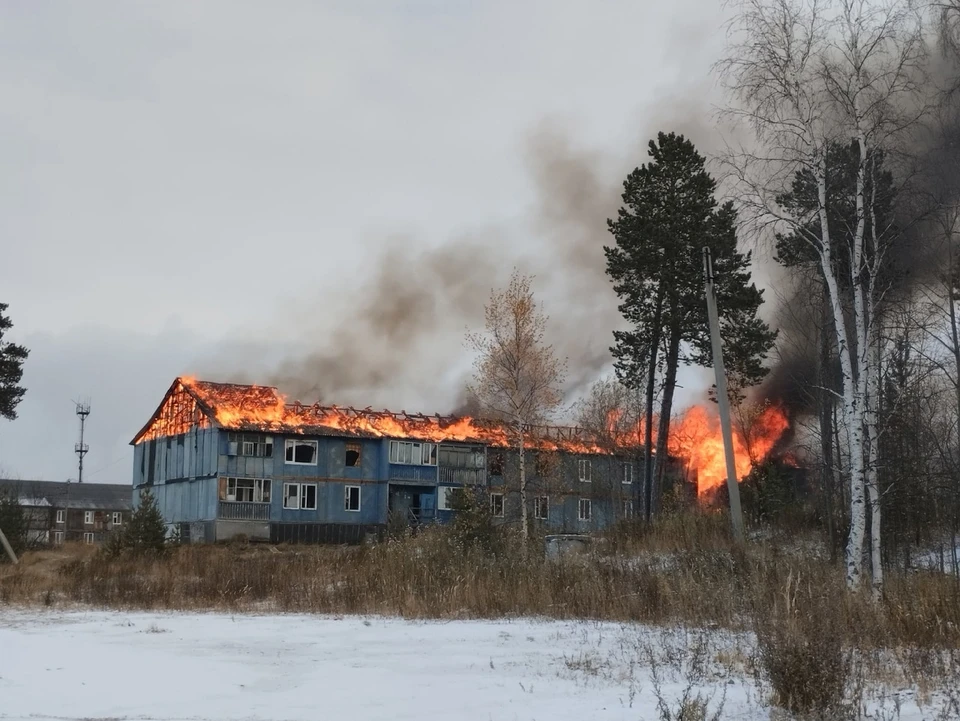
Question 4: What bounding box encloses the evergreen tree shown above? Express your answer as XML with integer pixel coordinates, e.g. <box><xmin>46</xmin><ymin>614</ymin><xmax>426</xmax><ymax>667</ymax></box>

<box><xmin>121</xmin><ymin>489</ymin><xmax>167</xmax><ymax>553</ymax></box>
<box><xmin>0</xmin><ymin>490</ymin><xmax>27</xmax><ymax>560</ymax></box>
<box><xmin>0</xmin><ymin>303</ymin><xmax>29</xmax><ymax>421</ymax></box>
<box><xmin>605</xmin><ymin>132</ymin><xmax>776</xmax><ymax>516</ymax></box>
<box><xmin>448</xmin><ymin>486</ymin><xmax>499</xmax><ymax>554</ymax></box>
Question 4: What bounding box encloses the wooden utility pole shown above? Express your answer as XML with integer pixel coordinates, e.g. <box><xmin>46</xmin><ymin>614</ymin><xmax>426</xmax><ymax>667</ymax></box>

<box><xmin>703</xmin><ymin>247</ymin><xmax>746</xmax><ymax>542</ymax></box>
<box><xmin>0</xmin><ymin>527</ymin><xmax>18</xmax><ymax>564</ymax></box>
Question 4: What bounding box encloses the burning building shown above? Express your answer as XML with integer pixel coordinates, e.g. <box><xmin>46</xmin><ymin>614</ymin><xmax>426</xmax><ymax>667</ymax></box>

<box><xmin>130</xmin><ymin>377</ymin><xmax>681</xmax><ymax>543</ymax></box>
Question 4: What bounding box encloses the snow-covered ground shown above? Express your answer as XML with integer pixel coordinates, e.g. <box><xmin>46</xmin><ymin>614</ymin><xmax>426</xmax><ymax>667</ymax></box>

<box><xmin>0</xmin><ymin>610</ymin><xmax>952</xmax><ymax>721</ymax></box>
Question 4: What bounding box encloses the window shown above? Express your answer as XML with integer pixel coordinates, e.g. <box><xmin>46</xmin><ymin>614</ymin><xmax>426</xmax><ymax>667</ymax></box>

<box><xmin>622</xmin><ymin>500</ymin><xmax>634</xmax><ymax>518</ymax></box>
<box><xmin>578</xmin><ymin>498</ymin><xmax>592</xmax><ymax>521</ymax></box>
<box><xmin>344</xmin><ymin>485</ymin><xmax>361</xmax><ymax>512</ymax></box>
<box><xmin>489</xmin><ymin>453</ymin><xmax>505</xmax><ymax>476</ymax></box>
<box><xmin>54</xmin><ymin>531</ymin><xmax>63</xmax><ymax>544</ymax></box>
<box><xmin>229</xmin><ymin>433</ymin><xmax>273</xmax><ymax>458</ymax></box>
<box><xmin>534</xmin><ymin>453</ymin><xmax>553</xmax><ymax>478</ymax></box>
<box><xmin>437</xmin><ymin>486</ymin><xmax>458</xmax><ymax>511</ymax></box>
<box><xmin>534</xmin><ymin>496</ymin><xmax>549</xmax><ymax>520</ymax></box>
<box><xmin>578</xmin><ymin>459</ymin><xmax>592</xmax><ymax>482</ymax></box>
<box><xmin>83</xmin><ymin>532</ymin><xmax>95</xmax><ymax>544</ymax></box>
<box><xmin>345</xmin><ymin>442</ymin><xmax>361</xmax><ymax>467</ymax></box>
<box><xmin>438</xmin><ymin>445</ymin><xmax>485</xmax><ymax>469</ymax></box>
<box><xmin>283</xmin><ymin>483</ymin><xmax>317</xmax><ymax>510</ymax></box>
<box><xmin>112</xmin><ymin>512</ymin><xmax>123</xmax><ymax>526</ymax></box>
<box><xmin>388</xmin><ymin>441</ymin><xmax>437</xmax><ymax>466</ymax></box>
<box><xmin>622</xmin><ymin>463</ymin><xmax>634</xmax><ymax>484</ymax></box>
<box><xmin>490</xmin><ymin>493</ymin><xmax>505</xmax><ymax>517</ymax></box>
<box><xmin>55</xmin><ymin>510</ymin><xmax>65</xmax><ymax>524</ymax></box>
<box><xmin>84</xmin><ymin>511</ymin><xmax>94</xmax><ymax>525</ymax></box>
<box><xmin>285</xmin><ymin>439</ymin><xmax>318</xmax><ymax>464</ymax></box>
<box><xmin>222</xmin><ymin>477</ymin><xmax>271</xmax><ymax>503</ymax></box>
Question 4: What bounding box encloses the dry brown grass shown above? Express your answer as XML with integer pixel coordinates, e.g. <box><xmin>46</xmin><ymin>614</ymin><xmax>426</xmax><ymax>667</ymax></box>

<box><xmin>1</xmin><ymin>514</ymin><xmax>958</xmax><ymax>653</ymax></box>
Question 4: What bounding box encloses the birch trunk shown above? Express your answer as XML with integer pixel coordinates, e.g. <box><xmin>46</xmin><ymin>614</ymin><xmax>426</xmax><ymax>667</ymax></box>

<box><xmin>816</xmin><ymin>167</ymin><xmax>866</xmax><ymax>590</ymax></box>
<box><xmin>517</xmin><ymin>420</ymin><xmax>527</xmax><ymax>541</ymax></box>
<box><xmin>866</xmin><ymin>339</ymin><xmax>882</xmax><ymax>600</ymax></box>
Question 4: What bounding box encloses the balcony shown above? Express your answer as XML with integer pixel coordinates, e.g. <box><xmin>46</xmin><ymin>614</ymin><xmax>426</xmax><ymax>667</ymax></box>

<box><xmin>438</xmin><ymin>467</ymin><xmax>485</xmax><ymax>486</ymax></box>
<box><xmin>218</xmin><ymin>501</ymin><xmax>271</xmax><ymax>521</ymax></box>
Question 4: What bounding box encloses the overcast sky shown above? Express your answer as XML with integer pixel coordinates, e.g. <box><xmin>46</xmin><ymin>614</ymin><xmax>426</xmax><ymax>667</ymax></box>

<box><xmin>0</xmin><ymin>1</ymin><xmax>732</xmax><ymax>483</ymax></box>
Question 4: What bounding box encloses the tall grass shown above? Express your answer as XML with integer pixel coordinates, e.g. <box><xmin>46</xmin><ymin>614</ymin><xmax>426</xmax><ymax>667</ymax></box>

<box><xmin>1</xmin><ymin>513</ymin><xmax>957</xmax><ymax>655</ymax></box>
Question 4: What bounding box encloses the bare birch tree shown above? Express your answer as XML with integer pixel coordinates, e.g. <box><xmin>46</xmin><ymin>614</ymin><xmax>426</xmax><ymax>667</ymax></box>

<box><xmin>719</xmin><ymin>0</ymin><xmax>930</xmax><ymax>595</ymax></box>
<box><xmin>466</xmin><ymin>270</ymin><xmax>567</xmax><ymax>541</ymax></box>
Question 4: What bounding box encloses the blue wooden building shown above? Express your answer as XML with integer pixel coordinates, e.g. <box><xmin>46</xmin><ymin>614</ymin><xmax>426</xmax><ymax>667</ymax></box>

<box><xmin>131</xmin><ymin>378</ymin><xmax>677</xmax><ymax>543</ymax></box>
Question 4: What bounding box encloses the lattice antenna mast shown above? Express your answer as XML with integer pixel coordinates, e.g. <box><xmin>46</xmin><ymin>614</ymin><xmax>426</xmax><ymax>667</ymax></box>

<box><xmin>74</xmin><ymin>400</ymin><xmax>91</xmax><ymax>484</ymax></box>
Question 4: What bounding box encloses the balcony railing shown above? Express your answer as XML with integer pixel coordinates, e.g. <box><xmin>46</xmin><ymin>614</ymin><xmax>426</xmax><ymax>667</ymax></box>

<box><xmin>438</xmin><ymin>467</ymin><xmax>485</xmax><ymax>486</ymax></box>
<box><xmin>218</xmin><ymin>501</ymin><xmax>271</xmax><ymax>521</ymax></box>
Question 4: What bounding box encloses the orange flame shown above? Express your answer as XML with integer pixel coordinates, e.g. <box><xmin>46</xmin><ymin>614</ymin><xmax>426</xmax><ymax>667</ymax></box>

<box><xmin>669</xmin><ymin>403</ymin><xmax>790</xmax><ymax>497</ymax></box>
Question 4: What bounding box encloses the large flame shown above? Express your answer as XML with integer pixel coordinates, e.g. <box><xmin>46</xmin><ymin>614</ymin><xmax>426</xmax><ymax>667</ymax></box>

<box><xmin>669</xmin><ymin>403</ymin><xmax>790</xmax><ymax>497</ymax></box>
<box><xmin>137</xmin><ymin>378</ymin><xmax>791</xmax><ymax>497</ymax></box>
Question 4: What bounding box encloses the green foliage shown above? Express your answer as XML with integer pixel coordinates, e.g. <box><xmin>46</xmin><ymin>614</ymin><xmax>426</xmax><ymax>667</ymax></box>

<box><xmin>0</xmin><ymin>303</ymin><xmax>29</xmax><ymax>421</ymax></box>
<box><xmin>604</xmin><ymin>132</ymin><xmax>776</xmax><ymax>393</ymax></box>
<box><xmin>740</xmin><ymin>461</ymin><xmax>797</xmax><ymax>525</ymax></box>
<box><xmin>0</xmin><ymin>490</ymin><xmax>27</xmax><ymax>560</ymax></box>
<box><xmin>448</xmin><ymin>486</ymin><xmax>500</xmax><ymax>553</ymax></box>
<box><xmin>106</xmin><ymin>488</ymin><xmax>167</xmax><ymax>556</ymax></box>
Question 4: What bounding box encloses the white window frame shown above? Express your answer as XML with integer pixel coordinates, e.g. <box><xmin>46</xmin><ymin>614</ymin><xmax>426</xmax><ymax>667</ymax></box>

<box><xmin>84</xmin><ymin>511</ymin><xmax>94</xmax><ymax>525</ymax></box>
<box><xmin>53</xmin><ymin>531</ymin><xmax>64</xmax><ymax>544</ymax></box>
<box><xmin>578</xmin><ymin>459</ymin><xmax>592</xmax><ymax>483</ymax></box>
<box><xmin>284</xmin><ymin>439</ymin><xmax>319</xmax><ymax>465</ymax></box>
<box><xmin>224</xmin><ymin>477</ymin><xmax>272</xmax><ymax>503</ymax></box>
<box><xmin>490</xmin><ymin>492</ymin><xmax>505</xmax><ymax>518</ymax></box>
<box><xmin>437</xmin><ymin>486</ymin><xmax>457</xmax><ymax>511</ymax></box>
<box><xmin>622</xmin><ymin>463</ymin><xmax>633</xmax><ymax>484</ymax></box>
<box><xmin>55</xmin><ymin>510</ymin><xmax>65</xmax><ymax>524</ymax></box>
<box><xmin>83</xmin><ymin>532</ymin><xmax>95</xmax><ymax>544</ymax></box>
<box><xmin>534</xmin><ymin>496</ymin><xmax>549</xmax><ymax>520</ymax></box>
<box><xmin>283</xmin><ymin>483</ymin><xmax>317</xmax><ymax>510</ymax></box>
<box><xmin>388</xmin><ymin>440</ymin><xmax>437</xmax><ymax>466</ymax></box>
<box><xmin>622</xmin><ymin>500</ymin><xmax>633</xmax><ymax>518</ymax></box>
<box><xmin>112</xmin><ymin>512</ymin><xmax>123</xmax><ymax>525</ymax></box>
<box><xmin>344</xmin><ymin>485</ymin><xmax>361</xmax><ymax>512</ymax></box>
<box><xmin>578</xmin><ymin>498</ymin><xmax>592</xmax><ymax>521</ymax></box>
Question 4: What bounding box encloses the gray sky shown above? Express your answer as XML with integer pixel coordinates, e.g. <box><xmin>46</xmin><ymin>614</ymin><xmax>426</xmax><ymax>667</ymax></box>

<box><xmin>0</xmin><ymin>1</ymin><xmax>730</xmax><ymax>483</ymax></box>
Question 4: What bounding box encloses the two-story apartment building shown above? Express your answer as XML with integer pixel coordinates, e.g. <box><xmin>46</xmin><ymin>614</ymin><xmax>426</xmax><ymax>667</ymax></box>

<box><xmin>0</xmin><ymin>479</ymin><xmax>131</xmax><ymax>546</ymax></box>
<box><xmin>131</xmin><ymin>378</ymin><xmax>681</xmax><ymax>543</ymax></box>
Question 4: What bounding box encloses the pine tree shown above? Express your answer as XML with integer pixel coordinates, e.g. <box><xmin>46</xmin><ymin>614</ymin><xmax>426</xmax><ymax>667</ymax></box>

<box><xmin>605</xmin><ymin>132</ymin><xmax>776</xmax><ymax>516</ymax></box>
<box><xmin>0</xmin><ymin>303</ymin><xmax>29</xmax><ymax>421</ymax></box>
<box><xmin>122</xmin><ymin>489</ymin><xmax>167</xmax><ymax>553</ymax></box>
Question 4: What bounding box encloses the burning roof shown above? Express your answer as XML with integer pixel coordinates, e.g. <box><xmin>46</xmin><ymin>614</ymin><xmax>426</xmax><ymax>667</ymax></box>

<box><xmin>130</xmin><ymin>377</ymin><xmax>637</xmax><ymax>455</ymax></box>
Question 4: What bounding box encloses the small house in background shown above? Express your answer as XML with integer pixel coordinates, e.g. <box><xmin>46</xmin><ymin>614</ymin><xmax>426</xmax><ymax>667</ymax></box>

<box><xmin>130</xmin><ymin>377</ymin><xmax>684</xmax><ymax>544</ymax></box>
<box><xmin>0</xmin><ymin>479</ymin><xmax>131</xmax><ymax>546</ymax></box>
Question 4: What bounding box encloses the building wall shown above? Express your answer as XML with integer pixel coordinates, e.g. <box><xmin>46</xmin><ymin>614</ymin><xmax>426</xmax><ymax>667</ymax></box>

<box><xmin>132</xmin><ymin>426</ymin><xmax>667</xmax><ymax>541</ymax></box>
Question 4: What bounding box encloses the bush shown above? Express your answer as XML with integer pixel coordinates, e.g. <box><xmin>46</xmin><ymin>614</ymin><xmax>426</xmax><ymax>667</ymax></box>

<box><xmin>104</xmin><ymin>488</ymin><xmax>167</xmax><ymax>556</ymax></box>
<box><xmin>447</xmin><ymin>486</ymin><xmax>501</xmax><ymax>553</ymax></box>
<box><xmin>754</xmin><ymin>573</ymin><xmax>849</xmax><ymax>717</ymax></box>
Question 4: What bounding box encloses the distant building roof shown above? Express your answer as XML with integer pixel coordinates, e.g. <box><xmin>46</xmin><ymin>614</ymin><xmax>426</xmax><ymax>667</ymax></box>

<box><xmin>0</xmin><ymin>479</ymin><xmax>132</xmax><ymax>510</ymax></box>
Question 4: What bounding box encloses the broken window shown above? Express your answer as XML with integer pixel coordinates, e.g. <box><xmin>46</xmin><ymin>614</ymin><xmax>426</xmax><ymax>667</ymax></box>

<box><xmin>534</xmin><ymin>452</ymin><xmax>554</xmax><ymax>478</ymax></box>
<box><xmin>622</xmin><ymin>463</ymin><xmax>633</xmax><ymax>484</ymax></box>
<box><xmin>490</xmin><ymin>493</ymin><xmax>505</xmax><ymax>517</ymax></box>
<box><xmin>345</xmin><ymin>442</ymin><xmax>361</xmax><ymax>467</ymax></box>
<box><xmin>344</xmin><ymin>485</ymin><xmax>361</xmax><ymax>512</ymax></box>
<box><xmin>389</xmin><ymin>441</ymin><xmax>437</xmax><ymax>466</ymax></box>
<box><xmin>489</xmin><ymin>453</ymin><xmax>505</xmax><ymax>477</ymax></box>
<box><xmin>578</xmin><ymin>498</ymin><xmax>592</xmax><ymax>521</ymax></box>
<box><xmin>282</xmin><ymin>483</ymin><xmax>317</xmax><ymax>510</ymax></box>
<box><xmin>228</xmin><ymin>433</ymin><xmax>273</xmax><ymax>457</ymax></box>
<box><xmin>222</xmin><ymin>477</ymin><xmax>271</xmax><ymax>503</ymax></box>
<box><xmin>578</xmin><ymin>459</ymin><xmax>592</xmax><ymax>482</ymax></box>
<box><xmin>285</xmin><ymin>439</ymin><xmax>318</xmax><ymax>465</ymax></box>
<box><xmin>534</xmin><ymin>496</ymin><xmax>549</xmax><ymax>520</ymax></box>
